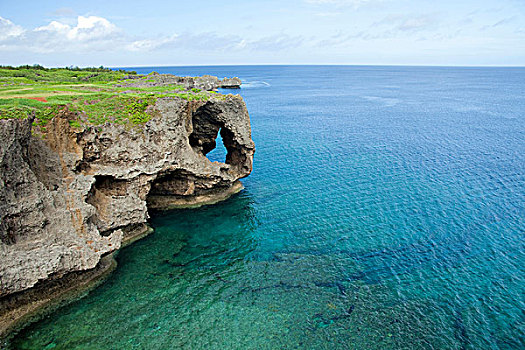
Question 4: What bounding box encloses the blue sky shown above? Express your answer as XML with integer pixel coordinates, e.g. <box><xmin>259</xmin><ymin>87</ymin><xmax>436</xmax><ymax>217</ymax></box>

<box><xmin>0</xmin><ymin>0</ymin><xmax>524</xmax><ymax>66</ymax></box>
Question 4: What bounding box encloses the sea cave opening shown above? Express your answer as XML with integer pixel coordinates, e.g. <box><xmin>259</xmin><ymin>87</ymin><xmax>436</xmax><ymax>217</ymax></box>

<box><xmin>205</xmin><ymin>128</ymin><xmax>228</xmax><ymax>164</ymax></box>
<box><xmin>188</xmin><ymin>104</ymin><xmax>235</xmax><ymax>165</ymax></box>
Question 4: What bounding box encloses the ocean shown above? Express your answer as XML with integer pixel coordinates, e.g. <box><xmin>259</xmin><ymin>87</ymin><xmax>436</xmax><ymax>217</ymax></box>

<box><xmin>13</xmin><ymin>66</ymin><xmax>525</xmax><ymax>349</ymax></box>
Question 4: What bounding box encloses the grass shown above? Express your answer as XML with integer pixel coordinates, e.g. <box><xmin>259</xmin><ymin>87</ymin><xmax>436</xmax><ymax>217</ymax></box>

<box><xmin>69</xmin><ymin>94</ymin><xmax>158</xmax><ymax>125</ymax></box>
<box><xmin>0</xmin><ymin>66</ymin><xmax>220</xmax><ymax>130</ymax></box>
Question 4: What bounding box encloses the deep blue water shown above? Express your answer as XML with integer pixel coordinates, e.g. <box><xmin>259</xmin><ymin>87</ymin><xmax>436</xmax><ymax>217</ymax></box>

<box><xmin>14</xmin><ymin>66</ymin><xmax>525</xmax><ymax>349</ymax></box>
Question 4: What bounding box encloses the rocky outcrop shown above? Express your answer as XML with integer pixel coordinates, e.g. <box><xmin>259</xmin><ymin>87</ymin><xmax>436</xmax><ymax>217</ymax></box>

<box><xmin>118</xmin><ymin>73</ymin><xmax>242</xmax><ymax>90</ymax></box>
<box><xmin>219</xmin><ymin>77</ymin><xmax>242</xmax><ymax>89</ymax></box>
<box><xmin>0</xmin><ymin>94</ymin><xmax>254</xmax><ymax>298</ymax></box>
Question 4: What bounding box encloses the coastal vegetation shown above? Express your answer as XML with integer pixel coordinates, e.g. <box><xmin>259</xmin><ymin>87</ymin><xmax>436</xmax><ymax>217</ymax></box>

<box><xmin>0</xmin><ymin>66</ymin><xmax>214</xmax><ymax>130</ymax></box>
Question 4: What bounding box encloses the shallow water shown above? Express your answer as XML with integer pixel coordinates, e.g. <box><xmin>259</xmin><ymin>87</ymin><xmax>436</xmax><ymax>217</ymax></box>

<box><xmin>13</xmin><ymin>66</ymin><xmax>525</xmax><ymax>349</ymax></box>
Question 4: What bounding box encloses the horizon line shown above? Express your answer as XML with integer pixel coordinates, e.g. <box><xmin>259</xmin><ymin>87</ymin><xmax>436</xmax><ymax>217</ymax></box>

<box><xmin>112</xmin><ymin>63</ymin><xmax>525</xmax><ymax>68</ymax></box>
<box><xmin>3</xmin><ymin>63</ymin><xmax>524</xmax><ymax>69</ymax></box>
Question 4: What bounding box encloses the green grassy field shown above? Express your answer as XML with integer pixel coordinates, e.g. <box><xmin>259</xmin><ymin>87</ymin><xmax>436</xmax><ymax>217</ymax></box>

<box><xmin>0</xmin><ymin>66</ymin><xmax>215</xmax><ymax>130</ymax></box>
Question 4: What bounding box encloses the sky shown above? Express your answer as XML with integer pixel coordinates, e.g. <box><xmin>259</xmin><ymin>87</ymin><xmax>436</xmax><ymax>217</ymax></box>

<box><xmin>0</xmin><ymin>0</ymin><xmax>524</xmax><ymax>67</ymax></box>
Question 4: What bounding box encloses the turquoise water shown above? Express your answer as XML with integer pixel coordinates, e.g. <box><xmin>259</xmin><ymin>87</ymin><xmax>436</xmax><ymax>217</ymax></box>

<box><xmin>13</xmin><ymin>66</ymin><xmax>525</xmax><ymax>349</ymax></box>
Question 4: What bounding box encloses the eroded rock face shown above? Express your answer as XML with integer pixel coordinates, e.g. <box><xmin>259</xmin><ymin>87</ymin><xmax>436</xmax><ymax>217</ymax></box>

<box><xmin>219</xmin><ymin>77</ymin><xmax>242</xmax><ymax>89</ymax></box>
<box><xmin>117</xmin><ymin>74</ymin><xmax>242</xmax><ymax>90</ymax></box>
<box><xmin>0</xmin><ymin>94</ymin><xmax>254</xmax><ymax>297</ymax></box>
<box><xmin>0</xmin><ymin>117</ymin><xmax>122</xmax><ymax>297</ymax></box>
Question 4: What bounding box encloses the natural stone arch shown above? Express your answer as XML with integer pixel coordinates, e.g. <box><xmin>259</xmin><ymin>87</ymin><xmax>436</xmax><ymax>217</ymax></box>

<box><xmin>188</xmin><ymin>101</ymin><xmax>254</xmax><ymax>177</ymax></box>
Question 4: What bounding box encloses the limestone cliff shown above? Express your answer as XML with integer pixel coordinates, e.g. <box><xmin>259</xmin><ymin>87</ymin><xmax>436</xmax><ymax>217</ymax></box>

<box><xmin>0</xmin><ymin>93</ymin><xmax>254</xmax><ymax>298</ymax></box>
<box><xmin>119</xmin><ymin>73</ymin><xmax>242</xmax><ymax>90</ymax></box>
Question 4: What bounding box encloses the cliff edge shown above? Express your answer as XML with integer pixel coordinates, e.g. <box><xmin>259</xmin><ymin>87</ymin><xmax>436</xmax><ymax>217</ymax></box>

<box><xmin>0</xmin><ymin>78</ymin><xmax>254</xmax><ymax>300</ymax></box>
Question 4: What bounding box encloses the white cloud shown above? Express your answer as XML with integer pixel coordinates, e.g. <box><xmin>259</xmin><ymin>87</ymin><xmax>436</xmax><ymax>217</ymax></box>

<box><xmin>130</xmin><ymin>32</ymin><xmax>301</xmax><ymax>52</ymax></box>
<box><xmin>70</xmin><ymin>16</ymin><xmax>118</xmax><ymax>41</ymax></box>
<box><xmin>245</xmin><ymin>34</ymin><xmax>304</xmax><ymax>51</ymax></box>
<box><xmin>481</xmin><ymin>16</ymin><xmax>517</xmax><ymax>31</ymax></box>
<box><xmin>168</xmin><ymin>32</ymin><xmax>242</xmax><ymax>51</ymax></box>
<box><xmin>374</xmin><ymin>13</ymin><xmax>440</xmax><ymax>33</ymax></box>
<box><xmin>0</xmin><ymin>16</ymin><xmax>124</xmax><ymax>53</ymax></box>
<box><xmin>35</xmin><ymin>16</ymin><xmax>120</xmax><ymax>42</ymax></box>
<box><xmin>130</xmin><ymin>32</ymin><xmax>244</xmax><ymax>52</ymax></box>
<box><xmin>128</xmin><ymin>35</ymin><xmax>179</xmax><ymax>51</ymax></box>
<box><xmin>0</xmin><ymin>16</ymin><xmax>24</xmax><ymax>41</ymax></box>
<box><xmin>0</xmin><ymin>15</ymin><xmax>306</xmax><ymax>57</ymax></box>
<box><xmin>397</xmin><ymin>15</ymin><xmax>438</xmax><ymax>32</ymax></box>
<box><xmin>36</xmin><ymin>21</ymin><xmax>70</xmax><ymax>33</ymax></box>
<box><xmin>315</xmin><ymin>12</ymin><xmax>442</xmax><ymax>47</ymax></box>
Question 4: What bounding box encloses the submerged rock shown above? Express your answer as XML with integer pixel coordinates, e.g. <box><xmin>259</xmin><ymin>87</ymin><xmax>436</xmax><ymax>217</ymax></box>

<box><xmin>0</xmin><ymin>93</ymin><xmax>254</xmax><ymax>298</ymax></box>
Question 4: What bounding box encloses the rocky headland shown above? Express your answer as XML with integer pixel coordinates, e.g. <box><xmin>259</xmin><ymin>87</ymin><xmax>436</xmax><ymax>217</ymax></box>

<box><xmin>0</xmin><ymin>70</ymin><xmax>254</xmax><ymax>340</ymax></box>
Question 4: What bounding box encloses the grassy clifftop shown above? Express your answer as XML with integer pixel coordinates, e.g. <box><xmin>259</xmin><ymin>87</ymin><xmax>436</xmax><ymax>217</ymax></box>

<box><xmin>0</xmin><ymin>66</ymin><xmax>216</xmax><ymax>131</ymax></box>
